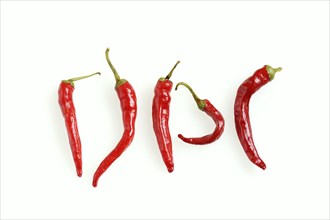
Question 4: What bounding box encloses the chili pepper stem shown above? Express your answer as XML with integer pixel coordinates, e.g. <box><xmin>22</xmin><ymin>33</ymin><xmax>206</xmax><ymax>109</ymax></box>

<box><xmin>165</xmin><ymin>61</ymin><xmax>180</xmax><ymax>80</ymax></box>
<box><xmin>105</xmin><ymin>48</ymin><xmax>127</xmax><ymax>88</ymax></box>
<box><xmin>175</xmin><ymin>82</ymin><xmax>206</xmax><ymax>110</ymax></box>
<box><xmin>62</xmin><ymin>72</ymin><xmax>101</xmax><ymax>87</ymax></box>
<box><xmin>266</xmin><ymin>65</ymin><xmax>282</xmax><ymax>81</ymax></box>
<box><xmin>105</xmin><ymin>48</ymin><xmax>121</xmax><ymax>81</ymax></box>
<box><xmin>67</xmin><ymin>72</ymin><xmax>101</xmax><ymax>82</ymax></box>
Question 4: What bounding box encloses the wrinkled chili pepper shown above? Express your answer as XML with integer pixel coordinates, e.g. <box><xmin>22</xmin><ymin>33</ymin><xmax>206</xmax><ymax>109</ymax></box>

<box><xmin>152</xmin><ymin>61</ymin><xmax>180</xmax><ymax>173</ymax></box>
<box><xmin>58</xmin><ymin>72</ymin><xmax>101</xmax><ymax>177</ymax></box>
<box><xmin>175</xmin><ymin>82</ymin><xmax>225</xmax><ymax>145</ymax></box>
<box><xmin>92</xmin><ymin>48</ymin><xmax>137</xmax><ymax>187</ymax></box>
<box><xmin>234</xmin><ymin>65</ymin><xmax>282</xmax><ymax>170</ymax></box>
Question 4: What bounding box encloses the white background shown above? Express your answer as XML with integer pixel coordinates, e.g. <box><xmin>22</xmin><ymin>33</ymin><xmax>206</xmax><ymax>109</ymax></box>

<box><xmin>1</xmin><ymin>1</ymin><xmax>329</xmax><ymax>219</ymax></box>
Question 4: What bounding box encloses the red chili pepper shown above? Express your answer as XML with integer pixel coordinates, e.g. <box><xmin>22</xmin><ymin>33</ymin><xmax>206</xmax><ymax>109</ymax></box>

<box><xmin>234</xmin><ymin>65</ymin><xmax>282</xmax><ymax>170</ymax></box>
<box><xmin>92</xmin><ymin>48</ymin><xmax>137</xmax><ymax>187</ymax></box>
<box><xmin>58</xmin><ymin>72</ymin><xmax>101</xmax><ymax>177</ymax></box>
<box><xmin>152</xmin><ymin>61</ymin><xmax>180</xmax><ymax>173</ymax></box>
<box><xmin>175</xmin><ymin>82</ymin><xmax>225</xmax><ymax>145</ymax></box>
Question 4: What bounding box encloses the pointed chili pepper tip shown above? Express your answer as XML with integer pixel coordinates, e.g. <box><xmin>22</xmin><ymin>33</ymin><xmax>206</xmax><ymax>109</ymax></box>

<box><xmin>266</xmin><ymin>65</ymin><xmax>282</xmax><ymax>81</ymax></box>
<box><xmin>167</xmin><ymin>165</ymin><xmax>174</xmax><ymax>173</ymax></box>
<box><xmin>92</xmin><ymin>178</ymin><xmax>98</xmax><ymax>187</ymax></box>
<box><xmin>175</xmin><ymin>82</ymin><xmax>206</xmax><ymax>110</ymax></box>
<box><xmin>77</xmin><ymin>170</ymin><xmax>82</xmax><ymax>177</ymax></box>
<box><xmin>256</xmin><ymin>160</ymin><xmax>267</xmax><ymax>170</ymax></box>
<box><xmin>177</xmin><ymin>134</ymin><xmax>185</xmax><ymax>141</ymax></box>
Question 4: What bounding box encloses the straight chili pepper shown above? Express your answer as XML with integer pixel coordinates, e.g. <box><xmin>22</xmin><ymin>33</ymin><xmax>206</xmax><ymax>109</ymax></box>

<box><xmin>58</xmin><ymin>72</ymin><xmax>100</xmax><ymax>177</ymax></box>
<box><xmin>92</xmin><ymin>48</ymin><xmax>137</xmax><ymax>187</ymax></box>
<box><xmin>234</xmin><ymin>65</ymin><xmax>282</xmax><ymax>170</ymax></box>
<box><xmin>175</xmin><ymin>82</ymin><xmax>225</xmax><ymax>145</ymax></box>
<box><xmin>152</xmin><ymin>61</ymin><xmax>180</xmax><ymax>173</ymax></box>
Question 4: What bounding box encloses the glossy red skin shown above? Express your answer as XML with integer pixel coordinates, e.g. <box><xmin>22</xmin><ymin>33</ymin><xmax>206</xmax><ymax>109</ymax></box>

<box><xmin>58</xmin><ymin>81</ymin><xmax>83</xmax><ymax>177</ymax></box>
<box><xmin>93</xmin><ymin>81</ymin><xmax>137</xmax><ymax>187</ymax></box>
<box><xmin>152</xmin><ymin>79</ymin><xmax>174</xmax><ymax>173</ymax></box>
<box><xmin>178</xmin><ymin>99</ymin><xmax>225</xmax><ymax>145</ymax></box>
<box><xmin>234</xmin><ymin>65</ymin><xmax>270</xmax><ymax>170</ymax></box>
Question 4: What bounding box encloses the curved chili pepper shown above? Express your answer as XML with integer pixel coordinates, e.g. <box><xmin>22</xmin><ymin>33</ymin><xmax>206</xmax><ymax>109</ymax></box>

<box><xmin>175</xmin><ymin>82</ymin><xmax>225</xmax><ymax>145</ymax></box>
<box><xmin>234</xmin><ymin>65</ymin><xmax>282</xmax><ymax>170</ymax></box>
<box><xmin>58</xmin><ymin>72</ymin><xmax>101</xmax><ymax>177</ymax></box>
<box><xmin>92</xmin><ymin>48</ymin><xmax>137</xmax><ymax>187</ymax></box>
<box><xmin>152</xmin><ymin>61</ymin><xmax>180</xmax><ymax>173</ymax></box>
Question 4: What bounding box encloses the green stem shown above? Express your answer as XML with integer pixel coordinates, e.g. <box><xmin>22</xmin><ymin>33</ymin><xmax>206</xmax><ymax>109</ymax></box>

<box><xmin>165</xmin><ymin>61</ymin><xmax>180</xmax><ymax>80</ymax></box>
<box><xmin>63</xmin><ymin>72</ymin><xmax>101</xmax><ymax>87</ymax></box>
<box><xmin>175</xmin><ymin>82</ymin><xmax>206</xmax><ymax>110</ymax></box>
<box><xmin>105</xmin><ymin>48</ymin><xmax>121</xmax><ymax>82</ymax></box>
<box><xmin>266</xmin><ymin>65</ymin><xmax>282</xmax><ymax>81</ymax></box>
<box><xmin>67</xmin><ymin>72</ymin><xmax>101</xmax><ymax>82</ymax></box>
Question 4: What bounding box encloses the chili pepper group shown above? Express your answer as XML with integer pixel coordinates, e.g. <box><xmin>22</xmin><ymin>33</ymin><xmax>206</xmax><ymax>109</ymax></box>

<box><xmin>58</xmin><ymin>48</ymin><xmax>282</xmax><ymax>187</ymax></box>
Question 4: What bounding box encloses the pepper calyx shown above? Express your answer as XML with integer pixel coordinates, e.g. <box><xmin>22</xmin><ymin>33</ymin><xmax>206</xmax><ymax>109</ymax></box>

<box><xmin>266</xmin><ymin>65</ymin><xmax>282</xmax><ymax>81</ymax></box>
<box><xmin>62</xmin><ymin>80</ymin><xmax>75</xmax><ymax>87</ymax></box>
<box><xmin>196</xmin><ymin>99</ymin><xmax>206</xmax><ymax>111</ymax></box>
<box><xmin>115</xmin><ymin>79</ymin><xmax>128</xmax><ymax>88</ymax></box>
